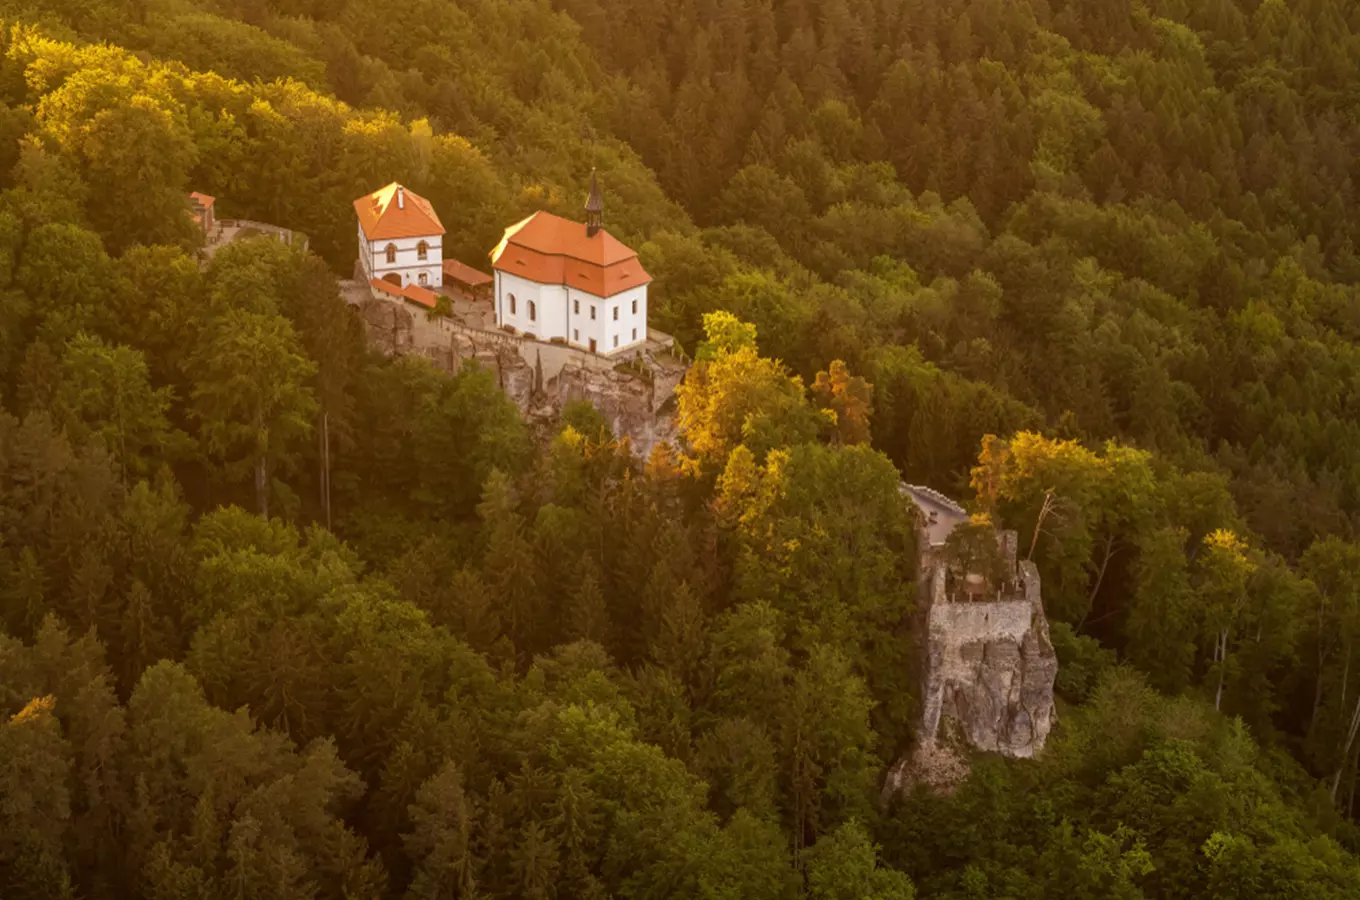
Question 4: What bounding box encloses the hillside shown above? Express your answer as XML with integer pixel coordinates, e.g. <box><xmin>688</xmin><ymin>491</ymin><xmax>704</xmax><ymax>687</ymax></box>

<box><xmin>2</xmin><ymin>0</ymin><xmax>1360</xmax><ymax>897</ymax></box>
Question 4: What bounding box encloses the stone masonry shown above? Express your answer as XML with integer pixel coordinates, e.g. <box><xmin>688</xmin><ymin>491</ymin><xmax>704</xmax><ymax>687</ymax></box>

<box><xmin>885</xmin><ymin>487</ymin><xmax>1058</xmax><ymax>797</ymax></box>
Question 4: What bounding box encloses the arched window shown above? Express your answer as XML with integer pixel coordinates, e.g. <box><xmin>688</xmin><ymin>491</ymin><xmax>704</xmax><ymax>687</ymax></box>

<box><xmin>528</xmin><ymin>300</ymin><xmax>537</xmax><ymax>322</ymax></box>
<box><xmin>417</xmin><ymin>241</ymin><xmax>429</xmax><ymax>261</ymax></box>
<box><xmin>385</xmin><ymin>243</ymin><xmax>397</xmax><ymax>264</ymax></box>
<box><xmin>418</xmin><ymin>272</ymin><xmax>429</xmax><ymax>286</ymax></box>
<box><xmin>508</xmin><ymin>294</ymin><xmax>517</xmax><ymax>315</ymax></box>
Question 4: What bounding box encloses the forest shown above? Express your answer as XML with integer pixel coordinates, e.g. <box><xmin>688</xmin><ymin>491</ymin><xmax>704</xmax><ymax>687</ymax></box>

<box><xmin>3</xmin><ymin>0</ymin><xmax>1360</xmax><ymax>896</ymax></box>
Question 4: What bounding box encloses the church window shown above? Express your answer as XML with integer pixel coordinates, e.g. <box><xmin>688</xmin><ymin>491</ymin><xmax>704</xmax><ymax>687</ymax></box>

<box><xmin>385</xmin><ymin>244</ymin><xmax>397</xmax><ymax>264</ymax></box>
<box><xmin>529</xmin><ymin>300</ymin><xmax>537</xmax><ymax>322</ymax></box>
<box><xmin>613</xmin><ymin>306</ymin><xmax>619</xmax><ymax>321</ymax></box>
<box><xmin>632</xmin><ymin>299</ymin><xmax>638</xmax><ymax>314</ymax></box>
<box><xmin>574</xmin><ymin>299</ymin><xmax>579</xmax><ymax>314</ymax></box>
<box><xmin>590</xmin><ymin>306</ymin><xmax>596</xmax><ymax>320</ymax></box>
<box><xmin>509</xmin><ymin>294</ymin><xmax>517</xmax><ymax>315</ymax></box>
<box><xmin>417</xmin><ymin>241</ymin><xmax>429</xmax><ymax>261</ymax></box>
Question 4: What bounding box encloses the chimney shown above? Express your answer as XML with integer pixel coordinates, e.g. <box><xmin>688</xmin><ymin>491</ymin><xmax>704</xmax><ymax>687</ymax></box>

<box><xmin>397</xmin><ymin>186</ymin><xmax>405</xmax><ymax>210</ymax></box>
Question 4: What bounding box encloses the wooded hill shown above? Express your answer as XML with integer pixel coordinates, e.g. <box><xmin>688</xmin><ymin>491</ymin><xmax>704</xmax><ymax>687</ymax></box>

<box><xmin>2</xmin><ymin>0</ymin><xmax>1360</xmax><ymax>897</ymax></box>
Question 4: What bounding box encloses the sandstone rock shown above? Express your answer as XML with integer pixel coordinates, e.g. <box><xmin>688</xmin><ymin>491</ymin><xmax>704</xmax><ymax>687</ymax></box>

<box><xmin>889</xmin><ymin>489</ymin><xmax>1060</xmax><ymax>801</ymax></box>
<box><xmin>350</xmin><ymin>289</ymin><xmax>686</xmax><ymax>460</ymax></box>
<box><xmin>918</xmin><ymin>559</ymin><xmax>1057</xmax><ymax>759</ymax></box>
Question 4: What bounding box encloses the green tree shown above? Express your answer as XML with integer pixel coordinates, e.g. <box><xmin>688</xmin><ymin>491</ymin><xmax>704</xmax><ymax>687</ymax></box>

<box><xmin>803</xmin><ymin>819</ymin><xmax>914</xmax><ymax>900</ymax></box>
<box><xmin>0</xmin><ymin>697</ymin><xmax>77</xmax><ymax>900</ymax></box>
<box><xmin>190</xmin><ymin>310</ymin><xmax>317</xmax><ymax>517</ymax></box>
<box><xmin>50</xmin><ymin>333</ymin><xmax>183</xmax><ymax>480</ymax></box>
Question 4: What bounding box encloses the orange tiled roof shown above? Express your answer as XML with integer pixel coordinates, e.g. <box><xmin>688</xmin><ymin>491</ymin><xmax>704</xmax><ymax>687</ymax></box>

<box><xmin>190</xmin><ymin>192</ymin><xmax>215</xmax><ymax>208</ymax></box>
<box><xmin>490</xmin><ymin>211</ymin><xmax>651</xmax><ymax>299</ymax></box>
<box><xmin>442</xmin><ymin>259</ymin><xmax>493</xmax><ymax>287</ymax></box>
<box><xmin>354</xmin><ymin>183</ymin><xmax>446</xmax><ymax>241</ymax></box>
<box><xmin>370</xmin><ymin>277</ymin><xmax>439</xmax><ymax>309</ymax></box>
<box><xmin>402</xmin><ymin>284</ymin><xmax>439</xmax><ymax>309</ymax></box>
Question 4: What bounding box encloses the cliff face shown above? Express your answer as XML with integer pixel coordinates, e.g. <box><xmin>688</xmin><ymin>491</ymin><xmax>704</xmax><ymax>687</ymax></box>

<box><xmin>918</xmin><ymin>560</ymin><xmax>1056</xmax><ymax>759</ymax></box>
<box><xmin>888</xmin><ymin>489</ymin><xmax>1060</xmax><ymax>797</ymax></box>
<box><xmin>351</xmin><ymin>294</ymin><xmax>684</xmax><ymax>459</ymax></box>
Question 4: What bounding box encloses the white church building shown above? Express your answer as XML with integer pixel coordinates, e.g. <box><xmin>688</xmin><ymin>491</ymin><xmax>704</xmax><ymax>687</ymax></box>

<box><xmin>489</xmin><ymin>173</ymin><xmax>651</xmax><ymax>355</ymax></box>
<box><xmin>354</xmin><ymin>183</ymin><xmax>445</xmax><ymax>289</ymax></box>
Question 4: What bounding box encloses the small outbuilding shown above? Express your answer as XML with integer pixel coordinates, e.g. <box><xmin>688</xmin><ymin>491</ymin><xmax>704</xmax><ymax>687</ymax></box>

<box><xmin>442</xmin><ymin>259</ymin><xmax>493</xmax><ymax>303</ymax></box>
<box><xmin>189</xmin><ymin>192</ymin><xmax>216</xmax><ymax>237</ymax></box>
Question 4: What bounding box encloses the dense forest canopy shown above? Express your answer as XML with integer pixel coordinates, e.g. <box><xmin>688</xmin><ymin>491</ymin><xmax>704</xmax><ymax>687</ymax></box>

<box><xmin>3</xmin><ymin>0</ymin><xmax>1360</xmax><ymax>897</ymax></box>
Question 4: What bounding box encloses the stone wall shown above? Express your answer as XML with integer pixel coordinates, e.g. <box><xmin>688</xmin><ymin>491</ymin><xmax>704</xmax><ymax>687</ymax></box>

<box><xmin>886</xmin><ymin>501</ymin><xmax>1059</xmax><ymax>800</ymax></box>
<box><xmin>348</xmin><ymin>290</ymin><xmax>687</xmax><ymax>460</ymax></box>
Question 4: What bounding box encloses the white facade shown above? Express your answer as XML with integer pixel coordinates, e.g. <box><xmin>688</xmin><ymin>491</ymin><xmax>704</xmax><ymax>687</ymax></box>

<box><xmin>358</xmin><ymin>221</ymin><xmax>443</xmax><ymax>289</ymax></box>
<box><xmin>495</xmin><ymin>270</ymin><xmax>647</xmax><ymax>356</ymax></box>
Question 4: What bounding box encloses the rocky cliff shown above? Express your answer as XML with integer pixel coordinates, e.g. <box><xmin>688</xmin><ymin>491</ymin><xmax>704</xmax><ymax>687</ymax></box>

<box><xmin>888</xmin><ymin>490</ymin><xmax>1059</xmax><ymax>797</ymax></box>
<box><xmin>917</xmin><ymin>559</ymin><xmax>1056</xmax><ymax>759</ymax></box>
<box><xmin>351</xmin><ymin>294</ymin><xmax>684</xmax><ymax>458</ymax></box>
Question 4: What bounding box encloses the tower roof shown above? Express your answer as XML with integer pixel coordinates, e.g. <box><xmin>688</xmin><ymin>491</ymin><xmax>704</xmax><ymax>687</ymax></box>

<box><xmin>353</xmin><ymin>183</ymin><xmax>445</xmax><ymax>241</ymax></box>
<box><xmin>585</xmin><ymin>170</ymin><xmax>603</xmax><ymax>214</ymax></box>
<box><xmin>490</xmin><ymin>211</ymin><xmax>650</xmax><ymax>298</ymax></box>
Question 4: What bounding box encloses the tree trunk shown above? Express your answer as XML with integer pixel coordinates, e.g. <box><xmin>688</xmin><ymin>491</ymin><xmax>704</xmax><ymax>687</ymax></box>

<box><xmin>1333</xmin><ymin>652</ymin><xmax>1360</xmax><ymax>804</ymax></box>
<box><xmin>1312</xmin><ymin>594</ymin><xmax>1333</xmax><ymax>732</ymax></box>
<box><xmin>1215</xmin><ymin>628</ymin><xmax>1229</xmax><ymax>711</ymax></box>
<box><xmin>1027</xmin><ymin>491</ymin><xmax>1054</xmax><ymax>562</ymax></box>
<box><xmin>1331</xmin><ymin>693</ymin><xmax>1360</xmax><ymax>803</ymax></box>
<box><xmin>255</xmin><ymin>455</ymin><xmax>269</xmax><ymax>519</ymax></box>
<box><xmin>1349</xmin><ymin>745</ymin><xmax>1358</xmax><ymax>819</ymax></box>
<box><xmin>1078</xmin><ymin>534</ymin><xmax>1116</xmax><ymax>633</ymax></box>
<box><xmin>319</xmin><ymin>411</ymin><xmax>332</xmax><ymax>531</ymax></box>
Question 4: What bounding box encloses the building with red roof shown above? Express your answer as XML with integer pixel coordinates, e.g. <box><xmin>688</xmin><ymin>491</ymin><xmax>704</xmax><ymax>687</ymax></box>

<box><xmin>442</xmin><ymin>259</ymin><xmax>493</xmax><ymax>302</ymax></box>
<box><xmin>189</xmin><ymin>192</ymin><xmax>215</xmax><ymax>236</ymax></box>
<box><xmin>489</xmin><ymin>172</ymin><xmax>650</xmax><ymax>355</ymax></box>
<box><xmin>354</xmin><ymin>183</ymin><xmax>445</xmax><ymax>291</ymax></box>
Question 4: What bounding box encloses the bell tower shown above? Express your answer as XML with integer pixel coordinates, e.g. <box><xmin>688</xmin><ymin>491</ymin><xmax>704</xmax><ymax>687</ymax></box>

<box><xmin>585</xmin><ymin>169</ymin><xmax>603</xmax><ymax>238</ymax></box>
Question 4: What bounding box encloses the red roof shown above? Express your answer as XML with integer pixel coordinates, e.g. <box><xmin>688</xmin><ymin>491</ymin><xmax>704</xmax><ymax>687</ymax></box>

<box><xmin>442</xmin><ymin>259</ymin><xmax>492</xmax><ymax>287</ymax></box>
<box><xmin>370</xmin><ymin>278</ymin><xmax>439</xmax><ymax>310</ymax></box>
<box><xmin>354</xmin><ymin>183</ymin><xmax>445</xmax><ymax>241</ymax></box>
<box><xmin>490</xmin><ymin>211</ymin><xmax>651</xmax><ymax>298</ymax></box>
<box><xmin>402</xmin><ymin>284</ymin><xmax>439</xmax><ymax>309</ymax></box>
<box><xmin>190</xmin><ymin>192</ymin><xmax>215</xmax><ymax>209</ymax></box>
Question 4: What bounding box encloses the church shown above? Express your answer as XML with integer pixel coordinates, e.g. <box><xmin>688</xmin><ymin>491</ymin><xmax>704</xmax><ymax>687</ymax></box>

<box><xmin>354</xmin><ymin>174</ymin><xmax>649</xmax><ymax>356</ymax></box>
<box><xmin>489</xmin><ymin>173</ymin><xmax>651</xmax><ymax>355</ymax></box>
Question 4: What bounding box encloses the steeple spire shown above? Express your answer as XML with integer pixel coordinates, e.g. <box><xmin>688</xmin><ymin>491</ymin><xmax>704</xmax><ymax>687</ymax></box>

<box><xmin>585</xmin><ymin>169</ymin><xmax>603</xmax><ymax>238</ymax></box>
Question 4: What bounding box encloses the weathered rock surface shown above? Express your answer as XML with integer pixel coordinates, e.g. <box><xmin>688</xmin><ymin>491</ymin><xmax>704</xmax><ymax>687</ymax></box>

<box><xmin>889</xmin><ymin>490</ymin><xmax>1060</xmax><ymax>799</ymax></box>
<box><xmin>918</xmin><ymin>560</ymin><xmax>1057</xmax><ymax>759</ymax></box>
<box><xmin>350</xmin><ymin>293</ymin><xmax>685</xmax><ymax>459</ymax></box>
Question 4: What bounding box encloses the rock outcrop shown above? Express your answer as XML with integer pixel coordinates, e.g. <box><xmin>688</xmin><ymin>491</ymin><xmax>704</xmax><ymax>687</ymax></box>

<box><xmin>888</xmin><ymin>488</ymin><xmax>1059</xmax><ymax>797</ymax></box>
<box><xmin>917</xmin><ymin>557</ymin><xmax>1056</xmax><ymax>759</ymax></box>
<box><xmin>350</xmin><ymin>293</ymin><xmax>686</xmax><ymax>459</ymax></box>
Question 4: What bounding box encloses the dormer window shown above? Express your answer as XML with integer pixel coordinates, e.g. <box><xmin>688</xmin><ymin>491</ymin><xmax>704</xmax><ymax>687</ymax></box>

<box><xmin>385</xmin><ymin>244</ymin><xmax>397</xmax><ymax>264</ymax></box>
<box><xmin>417</xmin><ymin>240</ymin><xmax>429</xmax><ymax>261</ymax></box>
